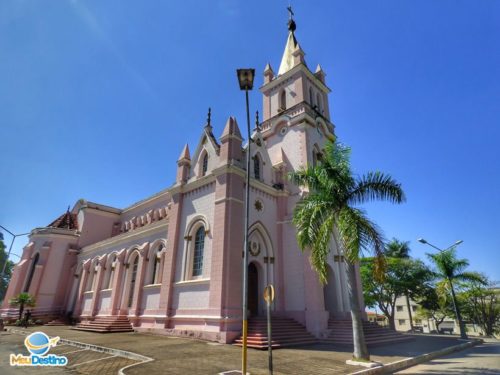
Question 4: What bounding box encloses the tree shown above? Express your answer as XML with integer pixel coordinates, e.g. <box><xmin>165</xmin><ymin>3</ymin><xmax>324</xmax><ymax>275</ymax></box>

<box><xmin>459</xmin><ymin>278</ymin><xmax>500</xmax><ymax>337</ymax></box>
<box><xmin>416</xmin><ymin>286</ymin><xmax>454</xmax><ymax>332</ymax></box>
<box><xmin>0</xmin><ymin>238</ymin><xmax>14</xmax><ymax>303</ymax></box>
<box><xmin>9</xmin><ymin>292</ymin><xmax>36</xmax><ymax>321</ymax></box>
<box><xmin>361</xmin><ymin>257</ymin><xmax>404</xmax><ymax>330</ymax></box>
<box><xmin>427</xmin><ymin>248</ymin><xmax>485</xmax><ymax>339</ymax></box>
<box><xmin>384</xmin><ymin>238</ymin><xmax>410</xmax><ymax>259</ymax></box>
<box><xmin>381</xmin><ymin>239</ymin><xmax>433</xmax><ymax>331</ymax></box>
<box><xmin>361</xmin><ymin>255</ymin><xmax>432</xmax><ymax>330</ymax></box>
<box><xmin>290</xmin><ymin>140</ymin><xmax>405</xmax><ymax>360</ymax></box>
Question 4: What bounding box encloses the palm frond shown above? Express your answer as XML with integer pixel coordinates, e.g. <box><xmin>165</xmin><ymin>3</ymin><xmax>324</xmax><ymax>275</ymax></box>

<box><xmin>454</xmin><ymin>271</ymin><xmax>487</xmax><ymax>284</ymax></box>
<box><xmin>348</xmin><ymin>172</ymin><xmax>406</xmax><ymax>205</ymax></box>
<box><xmin>310</xmin><ymin>213</ymin><xmax>336</xmax><ymax>284</ymax></box>
<box><xmin>293</xmin><ymin>191</ymin><xmax>333</xmax><ymax>250</ymax></box>
<box><xmin>337</xmin><ymin>207</ymin><xmax>385</xmax><ymax>264</ymax></box>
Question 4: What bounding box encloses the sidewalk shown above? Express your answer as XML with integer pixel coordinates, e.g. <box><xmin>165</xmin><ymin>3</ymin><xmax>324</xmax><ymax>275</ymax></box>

<box><xmin>4</xmin><ymin>326</ymin><xmax>468</xmax><ymax>374</ymax></box>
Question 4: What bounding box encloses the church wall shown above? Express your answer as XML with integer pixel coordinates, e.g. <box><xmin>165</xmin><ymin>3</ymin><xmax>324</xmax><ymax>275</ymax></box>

<box><xmin>141</xmin><ymin>285</ymin><xmax>161</xmax><ymax>311</ymax></box>
<box><xmin>75</xmin><ymin>223</ymin><xmax>168</xmax><ymax>318</ymax></box>
<box><xmin>267</xmin><ymin>76</ymin><xmax>301</xmax><ymax>119</ymax></box>
<box><xmin>78</xmin><ymin>209</ymin><xmax>118</xmax><ymax>248</ymax></box>
<box><xmin>172</xmin><ymin>183</ymin><xmax>215</xmax><ymax>313</ymax></box>
<box><xmin>78</xmin><ymin>223</ymin><xmax>167</xmax><ymax>262</ymax></box>
<box><xmin>266</xmin><ymin>125</ymin><xmax>308</xmax><ymax>171</ymax></box>
<box><xmin>97</xmin><ymin>289</ymin><xmax>112</xmax><ymax>314</ymax></box>
<box><xmin>282</xmin><ymin>217</ymin><xmax>306</xmax><ymax>321</ymax></box>
<box><xmin>120</xmin><ymin>190</ymin><xmax>170</xmax><ymax>233</ymax></box>
<box><xmin>247</xmin><ymin>187</ymin><xmax>279</xmax><ymax>314</ymax></box>
<box><xmin>28</xmin><ymin>234</ymin><xmax>78</xmax><ymax>317</ymax></box>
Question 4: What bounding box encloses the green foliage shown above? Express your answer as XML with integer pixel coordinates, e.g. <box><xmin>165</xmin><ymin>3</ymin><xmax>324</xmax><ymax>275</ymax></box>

<box><xmin>9</xmin><ymin>292</ymin><xmax>36</xmax><ymax>320</ymax></box>
<box><xmin>416</xmin><ymin>286</ymin><xmax>454</xmax><ymax>330</ymax></box>
<box><xmin>289</xmin><ymin>139</ymin><xmax>405</xmax><ymax>360</ymax></box>
<box><xmin>289</xmin><ymin>140</ymin><xmax>405</xmax><ymax>282</ymax></box>
<box><xmin>0</xmin><ymin>238</ymin><xmax>14</xmax><ymax>303</ymax></box>
<box><xmin>427</xmin><ymin>247</ymin><xmax>486</xmax><ymax>338</ymax></box>
<box><xmin>361</xmin><ymin>252</ymin><xmax>433</xmax><ymax>329</ymax></box>
<box><xmin>458</xmin><ymin>278</ymin><xmax>500</xmax><ymax>336</ymax></box>
<box><xmin>427</xmin><ymin>248</ymin><xmax>486</xmax><ymax>285</ymax></box>
<box><xmin>384</xmin><ymin>238</ymin><xmax>410</xmax><ymax>259</ymax></box>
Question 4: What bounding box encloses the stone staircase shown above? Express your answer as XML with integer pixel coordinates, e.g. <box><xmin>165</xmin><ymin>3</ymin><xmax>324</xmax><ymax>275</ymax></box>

<box><xmin>323</xmin><ymin>319</ymin><xmax>413</xmax><ymax>346</ymax></box>
<box><xmin>45</xmin><ymin>319</ymin><xmax>67</xmax><ymax>326</ymax></box>
<box><xmin>72</xmin><ymin>315</ymin><xmax>134</xmax><ymax>333</ymax></box>
<box><xmin>233</xmin><ymin>316</ymin><xmax>317</xmax><ymax>349</ymax></box>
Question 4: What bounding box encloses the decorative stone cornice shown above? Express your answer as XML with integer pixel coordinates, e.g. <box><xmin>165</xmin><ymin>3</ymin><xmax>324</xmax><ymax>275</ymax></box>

<box><xmin>260</xmin><ymin>101</ymin><xmax>335</xmax><ymax>141</ymax></box>
<box><xmin>81</xmin><ymin>220</ymin><xmax>168</xmax><ymax>256</ymax></box>
<box><xmin>122</xmin><ymin>187</ymin><xmax>171</xmax><ymax>213</ymax></box>
<box><xmin>260</xmin><ymin>63</ymin><xmax>331</xmax><ymax>94</ymax></box>
<box><xmin>30</xmin><ymin>227</ymin><xmax>80</xmax><ymax>239</ymax></box>
<box><xmin>169</xmin><ymin>174</ymin><xmax>217</xmax><ymax>195</ymax></box>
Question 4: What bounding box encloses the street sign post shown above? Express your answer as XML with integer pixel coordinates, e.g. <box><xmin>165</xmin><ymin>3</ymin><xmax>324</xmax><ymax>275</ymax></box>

<box><xmin>263</xmin><ymin>284</ymin><xmax>275</xmax><ymax>375</ymax></box>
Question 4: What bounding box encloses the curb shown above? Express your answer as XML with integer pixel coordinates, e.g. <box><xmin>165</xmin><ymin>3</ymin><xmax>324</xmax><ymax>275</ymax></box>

<box><xmin>348</xmin><ymin>339</ymin><xmax>482</xmax><ymax>375</ymax></box>
<box><xmin>6</xmin><ymin>327</ymin><xmax>154</xmax><ymax>374</ymax></box>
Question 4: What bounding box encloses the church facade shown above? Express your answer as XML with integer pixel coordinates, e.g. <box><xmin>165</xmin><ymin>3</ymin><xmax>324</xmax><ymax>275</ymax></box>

<box><xmin>1</xmin><ymin>19</ymin><xmax>364</xmax><ymax>343</ymax></box>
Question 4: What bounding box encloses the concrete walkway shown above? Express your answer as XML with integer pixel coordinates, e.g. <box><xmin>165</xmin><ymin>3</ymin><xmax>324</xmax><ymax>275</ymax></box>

<box><xmin>396</xmin><ymin>338</ymin><xmax>500</xmax><ymax>374</ymax></box>
<box><xmin>1</xmin><ymin>326</ymin><xmax>471</xmax><ymax>374</ymax></box>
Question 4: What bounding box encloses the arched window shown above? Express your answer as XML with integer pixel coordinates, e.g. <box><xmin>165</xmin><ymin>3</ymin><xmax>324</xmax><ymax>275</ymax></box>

<box><xmin>202</xmin><ymin>152</ymin><xmax>208</xmax><ymax>176</ymax></box>
<box><xmin>253</xmin><ymin>154</ymin><xmax>261</xmax><ymax>180</ymax></box>
<box><xmin>150</xmin><ymin>245</ymin><xmax>163</xmax><ymax>284</ymax></box>
<box><xmin>279</xmin><ymin>89</ymin><xmax>286</xmax><ymax>111</ymax></box>
<box><xmin>192</xmin><ymin>227</ymin><xmax>205</xmax><ymax>277</ymax></box>
<box><xmin>90</xmin><ymin>265</ymin><xmax>98</xmax><ymax>291</ymax></box>
<box><xmin>103</xmin><ymin>255</ymin><xmax>116</xmax><ymax>289</ymax></box>
<box><xmin>85</xmin><ymin>261</ymin><xmax>97</xmax><ymax>292</ymax></box>
<box><xmin>309</xmin><ymin>87</ymin><xmax>314</xmax><ymax>107</ymax></box>
<box><xmin>23</xmin><ymin>253</ymin><xmax>39</xmax><ymax>293</ymax></box>
<box><xmin>316</xmin><ymin>93</ymin><xmax>322</xmax><ymax>113</ymax></box>
<box><xmin>127</xmin><ymin>255</ymin><xmax>139</xmax><ymax>308</ymax></box>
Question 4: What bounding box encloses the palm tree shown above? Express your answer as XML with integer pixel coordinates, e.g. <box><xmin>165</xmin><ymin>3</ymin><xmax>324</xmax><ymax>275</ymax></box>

<box><xmin>427</xmin><ymin>248</ymin><xmax>485</xmax><ymax>339</ymax></box>
<box><xmin>290</xmin><ymin>140</ymin><xmax>405</xmax><ymax>360</ymax></box>
<box><xmin>384</xmin><ymin>238</ymin><xmax>410</xmax><ymax>259</ymax></box>
<box><xmin>9</xmin><ymin>292</ymin><xmax>36</xmax><ymax>321</ymax></box>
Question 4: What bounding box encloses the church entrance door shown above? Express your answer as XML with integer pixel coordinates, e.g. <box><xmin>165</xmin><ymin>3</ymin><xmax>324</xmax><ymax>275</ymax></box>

<box><xmin>248</xmin><ymin>263</ymin><xmax>259</xmax><ymax>316</ymax></box>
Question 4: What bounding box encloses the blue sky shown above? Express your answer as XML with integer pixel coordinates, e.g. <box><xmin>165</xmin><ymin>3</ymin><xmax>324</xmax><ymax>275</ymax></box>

<box><xmin>1</xmin><ymin>1</ymin><xmax>499</xmax><ymax>280</ymax></box>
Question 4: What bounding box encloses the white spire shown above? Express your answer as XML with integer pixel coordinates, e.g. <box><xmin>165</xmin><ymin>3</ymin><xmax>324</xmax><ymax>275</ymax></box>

<box><xmin>278</xmin><ymin>31</ymin><xmax>298</xmax><ymax>75</ymax></box>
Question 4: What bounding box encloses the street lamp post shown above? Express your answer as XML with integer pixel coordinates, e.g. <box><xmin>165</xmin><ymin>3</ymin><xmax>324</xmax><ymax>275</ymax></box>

<box><xmin>0</xmin><ymin>225</ymin><xmax>30</xmax><ymax>281</ymax></box>
<box><xmin>417</xmin><ymin>237</ymin><xmax>467</xmax><ymax>339</ymax></box>
<box><xmin>237</xmin><ymin>68</ymin><xmax>255</xmax><ymax>375</ymax></box>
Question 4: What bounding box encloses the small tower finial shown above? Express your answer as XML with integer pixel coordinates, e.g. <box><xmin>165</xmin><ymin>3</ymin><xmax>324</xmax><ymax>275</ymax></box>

<box><xmin>254</xmin><ymin>110</ymin><xmax>260</xmax><ymax>131</ymax></box>
<box><xmin>206</xmin><ymin>107</ymin><xmax>211</xmax><ymax>127</ymax></box>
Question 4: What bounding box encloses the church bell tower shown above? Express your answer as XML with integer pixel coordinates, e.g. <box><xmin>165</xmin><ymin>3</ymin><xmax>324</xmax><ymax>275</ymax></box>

<box><xmin>259</xmin><ymin>9</ymin><xmax>335</xmax><ymax>172</ymax></box>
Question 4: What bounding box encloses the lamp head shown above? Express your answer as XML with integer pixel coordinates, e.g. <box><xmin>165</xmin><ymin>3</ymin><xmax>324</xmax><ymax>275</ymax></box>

<box><xmin>417</xmin><ymin>238</ymin><xmax>427</xmax><ymax>244</ymax></box>
<box><xmin>237</xmin><ymin>68</ymin><xmax>255</xmax><ymax>90</ymax></box>
<box><xmin>455</xmin><ymin>240</ymin><xmax>463</xmax><ymax>246</ymax></box>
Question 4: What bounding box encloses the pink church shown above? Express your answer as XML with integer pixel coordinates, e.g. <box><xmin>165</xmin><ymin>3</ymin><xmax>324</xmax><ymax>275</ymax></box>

<box><xmin>1</xmin><ymin>18</ymin><xmax>365</xmax><ymax>345</ymax></box>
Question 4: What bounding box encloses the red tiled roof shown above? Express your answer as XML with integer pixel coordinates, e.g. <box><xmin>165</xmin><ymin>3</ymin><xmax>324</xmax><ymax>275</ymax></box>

<box><xmin>48</xmin><ymin>211</ymin><xmax>78</xmax><ymax>230</ymax></box>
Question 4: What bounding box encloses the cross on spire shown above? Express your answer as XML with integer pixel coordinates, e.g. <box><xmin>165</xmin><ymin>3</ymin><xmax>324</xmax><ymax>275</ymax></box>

<box><xmin>205</xmin><ymin>107</ymin><xmax>211</xmax><ymax>128</ymax></box>
<box><xmin>254</xmin><ymin>110</ymin><xmax>260</xmax><ymax>131</ymax></box>
<box><xmin>287</xmin><ymin>5</ymin><xmax>296</xmax><ymax>33</ymax></box>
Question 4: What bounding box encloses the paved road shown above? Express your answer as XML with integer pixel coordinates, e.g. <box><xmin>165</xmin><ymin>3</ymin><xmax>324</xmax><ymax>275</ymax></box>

<box><xmin>0</xmin><ymin>331</ymin><xmax>137</xmax><ymax>375</ymax></box>
<box><xmin>396</xmin><ymin>338</ymin><xmax>500</xmax><ymax>374</ymax></box>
